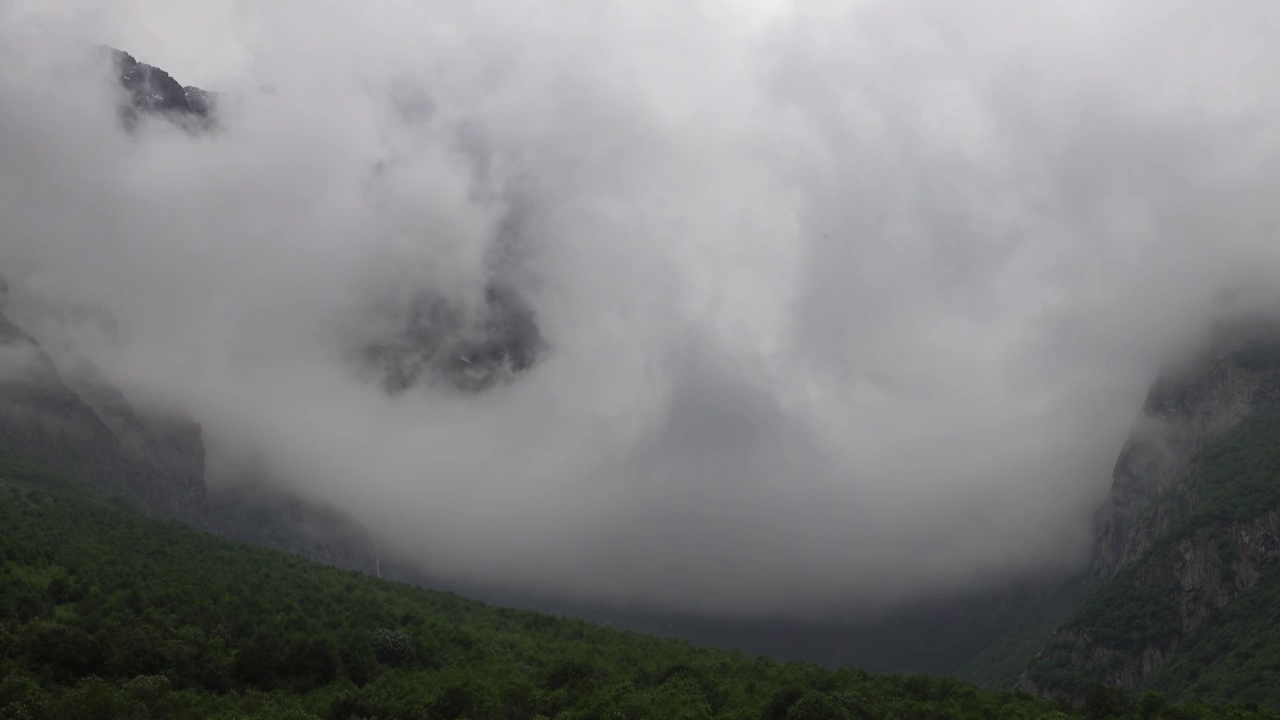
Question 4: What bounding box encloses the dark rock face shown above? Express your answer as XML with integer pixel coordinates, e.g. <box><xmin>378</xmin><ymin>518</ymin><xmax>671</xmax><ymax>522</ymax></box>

<box><xmin>362</xmin><ymin>284</ymin><xmax>544</xmax><ymax>394</ymax></box>
<box><xmin>108</xmin><ymin>48</ymin><xmax>214</xmax><ymax>131</ymax></box>
<box><xmin>113</xmin><ymin>49</ymin><xmax>201</xmax><ymax>115</ymax></box>
<box><xmin>183</xmin><ymin>86</ymin><xmax>214</xmax><ymax>115</ymax></box>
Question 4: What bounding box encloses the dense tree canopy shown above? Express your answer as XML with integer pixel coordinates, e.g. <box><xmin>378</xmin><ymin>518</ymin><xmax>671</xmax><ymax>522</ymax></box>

<box><xmin>1</xmin><ymin>446</ymin><xmax>1275</xmax><ymax>719</ymax></box>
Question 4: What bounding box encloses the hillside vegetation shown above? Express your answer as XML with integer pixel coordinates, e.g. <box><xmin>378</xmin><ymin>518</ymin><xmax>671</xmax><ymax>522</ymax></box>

<box><xmin>0</xmin><ymin>446</ymin><xmax>1275</xmax><ymax>720</ymax></box>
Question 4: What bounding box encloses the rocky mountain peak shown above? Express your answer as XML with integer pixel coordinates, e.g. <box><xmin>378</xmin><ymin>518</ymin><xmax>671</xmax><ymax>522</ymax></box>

<box><xmin>111</xmin><ymin>48</ymin><xmax>204</xmax><ymax>115</ymax></box>
<box><xmin>105</xmin><ymin>47</ymin><xmax>214</xmax><ymax>132</ymax></box>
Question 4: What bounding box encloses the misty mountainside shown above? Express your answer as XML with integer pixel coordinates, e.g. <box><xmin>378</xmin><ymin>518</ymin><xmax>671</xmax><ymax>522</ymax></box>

<box><xmin>0</xmin><ymin>281</ymin><xmax>1067</xmax><ymax>678</ymax></box>
<box><xmin>13</xmin><ymin>42</ymin><xmax>1280</xmax><ymax>712</ymax></box>
<box><xmin>1014</xmin><ymin>320</ymin><xmax>1280</xmax><ymax>706</ymax></box>
<box><xmin>106</xmin><ymin>46</ymin><xmax>544</xmax><ymax>396</ymax></box>
<box><xmin>2</xmin><ymin>445</ymin><xmax>1270</xmax><ymax>720</ymax></box>
<box><xmin>2</xmin><ymin>48</ymin><xmax>544</xmax><ymax>569</ymax></box>
<box><xmin>0</xmin><ymin>284</ymin><xmax>393</xmax><ymax>575</ymax></box>
<box><xmin>104</xmin><ymin>43</ymin><xmax>539</xmax><ymax>560</ymax></box>
<box><xmin>0</xmin><ymin>46</ymin><xmax>1094</xmax><ymax>678</ymax></box>
<box><xmin>0</xmin><ymin>279</ymin><xmax>207</xmax><ymax>524</ymax></box>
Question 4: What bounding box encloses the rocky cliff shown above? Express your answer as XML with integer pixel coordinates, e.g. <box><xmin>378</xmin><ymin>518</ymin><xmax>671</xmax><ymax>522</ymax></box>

<box><xmin>111</xmin><ymin>47</ymin><xmax>214</xmax><ymax>130</ymax></box>
<box><xmin>1022</xmin><ymin>320</ymin><xmax>1280</xmax><ymax>703</ymax></box>
<box><xmin>1090</xmin><ymin>319</ymin><xmax>1280</xmax><ymax>582</ymax></box>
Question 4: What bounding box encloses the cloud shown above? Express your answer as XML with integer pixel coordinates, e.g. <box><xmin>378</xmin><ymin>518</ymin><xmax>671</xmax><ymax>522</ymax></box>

<box><xmin>3</xmin><ymin>0</ymin><xmax>1280</xmax><ymax>619</ymax></box>
<box><xmin>0</xmin><ymin>338</ymin><xmax>47</xmax><ymax>382</ymax></box>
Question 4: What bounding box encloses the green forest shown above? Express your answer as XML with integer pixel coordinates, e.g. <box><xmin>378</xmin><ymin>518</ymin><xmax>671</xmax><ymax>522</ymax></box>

<box><xmin>0</xmin><ymin>446</ymin><xmax>1275</xmax><ymax>720</ymax></box>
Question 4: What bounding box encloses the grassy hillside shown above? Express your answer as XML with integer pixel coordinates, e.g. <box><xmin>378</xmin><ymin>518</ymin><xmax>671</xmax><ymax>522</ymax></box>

<box><xmin>0</xmin><ymin>447</ymin><xmax>1273</xmax><ymax>720</ymax></box>
<box><xmin>1024</xmin><ymin>408</ymin><xmax>1280</xmax><ymax>705</ymax></box>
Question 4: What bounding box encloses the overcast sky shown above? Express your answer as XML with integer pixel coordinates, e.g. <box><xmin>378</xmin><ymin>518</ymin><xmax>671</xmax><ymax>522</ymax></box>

<box><xmin>3</xmin><ymin>0</ymin><xmax>1280</xmax><ymax>619</ymax></box>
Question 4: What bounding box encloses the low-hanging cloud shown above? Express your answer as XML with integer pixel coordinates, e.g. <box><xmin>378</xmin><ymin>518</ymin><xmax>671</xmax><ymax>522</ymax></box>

<box><xmin>4</xmin><ymin>0</ymin><xmax>1280</xmax><ymax>619</ymax></box>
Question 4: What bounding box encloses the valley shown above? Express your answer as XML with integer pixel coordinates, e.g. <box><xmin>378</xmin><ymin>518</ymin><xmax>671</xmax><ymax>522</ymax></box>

<box><xmin>5</xmin><ymin>13</ymin><xmax>1280</xmax><ymax>718</ymax></box>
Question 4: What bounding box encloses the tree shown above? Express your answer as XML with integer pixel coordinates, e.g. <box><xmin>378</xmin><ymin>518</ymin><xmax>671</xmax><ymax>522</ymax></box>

<box><xmin>1084</xmin><ymin>686</ymin><xmax>1132</xmax><ymax>720</ymax></box>
<box><xmin>372</xmin><ymin>628</ymin><xmax>414</xmax><ymax>667</ymax></box>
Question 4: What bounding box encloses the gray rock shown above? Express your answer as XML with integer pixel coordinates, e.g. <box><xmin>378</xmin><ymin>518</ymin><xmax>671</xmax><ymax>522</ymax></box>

<box><xmin>1090</xmin><ymin>318</ymin><xmax>1280</xmax><ymax>581</ymax></box>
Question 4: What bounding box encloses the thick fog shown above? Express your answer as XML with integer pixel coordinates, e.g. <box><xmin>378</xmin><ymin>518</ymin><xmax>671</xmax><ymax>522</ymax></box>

<box><xmin>3</xmin><ymin>0</ymin><xmax>1280</xmax><ymax>619</ymax></box>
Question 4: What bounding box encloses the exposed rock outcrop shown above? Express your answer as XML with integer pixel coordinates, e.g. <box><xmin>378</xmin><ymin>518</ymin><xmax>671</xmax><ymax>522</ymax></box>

<box><xmin>1023</xmin><ymin>318</ymin><xmax>1280</xmax><ymax>701</ymax></box>
<box><xmin>361</xmin><ymin>284</ymin><xmax>544</xmax><ymax>394</ymax></box>
<box><xmin>1090</xmin><ymin>320</ymin><xmax>1280</xmax><ymax>581</ymax></box>
<box><xmin>109</xmin><ymin>47</ymin><xmax>215</xmax><ymax>132</ymax></box>
<box><xmin>1023</xmin><ymin>509</ymin><xmax>1280</xmax><ymax>698</ymax></box>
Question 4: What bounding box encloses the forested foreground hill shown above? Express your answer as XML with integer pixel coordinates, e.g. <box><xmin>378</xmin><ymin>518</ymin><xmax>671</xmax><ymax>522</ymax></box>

<box><xmin>0</xmin><ymin>449</ymin><xmax>1266</xmax><ymax>720</ymax></box>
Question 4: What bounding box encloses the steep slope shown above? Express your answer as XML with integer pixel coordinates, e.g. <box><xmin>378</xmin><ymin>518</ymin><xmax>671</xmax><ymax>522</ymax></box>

<box><xmin>110</xmin><ymin>47</ymin><xmax>215</xmax><ymax>132</ymax></box>
<box><xmin>0</xmin><ymin>292</ymin><xmax>383</xmax><ymax>573</ymax></box>
<box><xmin>0</xmin><ymin>295</ymin><xmax>206</xmax><ymax>523</ymax></box>
<box><xmin>1022</xmin><ymin>328</ymin><xmax>1280</xmax><ymax>705</ymax></box>
<box><xmin>203</xmin><ymin>477</ymin><xmax>382</xmax><ymax>575</ymax></box>
<box><xmin>1091</xmin><ymin>320</ymin><xmax>1280</xmax><ymax>582</ymax></box>
<box><xmin>1</xmin><ymin>46</ymin><xmax>543</xmax><ymax>571</ymax></box>
<box><xmin>0</xmin><ymin>447</ymin><xmax>1137</xmax><ymax>720</ymax></box>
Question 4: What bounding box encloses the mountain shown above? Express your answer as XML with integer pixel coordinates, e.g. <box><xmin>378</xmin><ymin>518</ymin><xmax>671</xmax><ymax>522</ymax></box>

<box><xmin>1</xmin><ymin>443</ymin><xmax>1263</xmax><ymax>719</ymax></box>
<box><xmin>0</xmin><ymin>46</ymin><xmax>549</xmax><ymax>568</ymax></box>
<box><xmin>13</xmin><ymin>46</ymin><xmax>1280</xmax><ymax>706</ymax></box>
<box><xmin>1017</xmin><ymin>319</ymin><xmax>1280</xmax><ymax>706</ymax></box>
<box><xmin>111</xmin><ymin>47</ymin><xmax>215</xmax><ymax>131</ymax></box>
<box><xmin>1</xmin><ymin>47</ymin><xmax>1069</xmax><ymax>683</ymax></box>
<box><xmin>37</xmin><ymin>49</ymin><xmax>1084</xmax><ymax>675</ymax></box>
<box><xmin>105</xmin><ymin>45</ymin><xmax>544</xmax><ymax>395</ymax></box>
<box><xmin>0</xmin><ymin>276</ymin><xmax>397</xmax><ymax>568</ymax></box>
<box><xmin>0</xmin><ymin>282</ymin><xmax>206</xmax><ymax>524</ymax></box>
